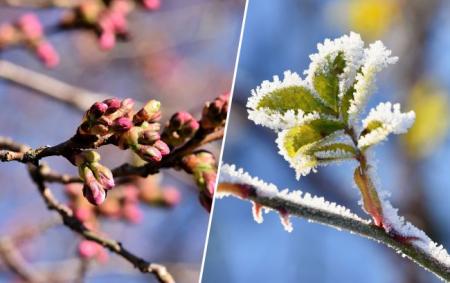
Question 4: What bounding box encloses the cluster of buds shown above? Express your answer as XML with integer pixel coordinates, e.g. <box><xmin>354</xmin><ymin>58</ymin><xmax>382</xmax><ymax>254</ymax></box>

<box><xmin>200</xmin><ymin>93</ymin><xmax>229</xmax><ymax>130</ymax></box>
<box><xmin>76</xmin><ymin>98</ymin><xmax>170</xmax><ymax>163</ymax></box>
<box><xmin>182</xmin><ymin>151</ymin><xmax>217</xmax><ymax>212</ymax></box>
<box><xmin>65</xmin><ymin>184</ymin><xmax>109</xmax><ymax>262</ymax></box>
<box><xmin>0</xmin><ymin>13</ymin><xmax>59</xmax><ymax>67</ymax></box>
<box><xmin>60</xmin><ymin>0</ymin><xmax>162</xmax><ymax>50</ymax></box>
<box><xmin>74</xmin><ymin>151</ymin><xmax>115</xmax><ymax>206</ymax></box>
<box><xmin>161</xmin><ymin>112</ymin><xmax>199</xmax><ymax>147</ymax></box>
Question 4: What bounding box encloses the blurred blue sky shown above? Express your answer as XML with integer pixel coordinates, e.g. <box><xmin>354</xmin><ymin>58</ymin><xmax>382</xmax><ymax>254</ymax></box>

<box><xmin>203</xmin><ymin>0</ymin><xmax>450</xmax><ymax>282</ymax></box>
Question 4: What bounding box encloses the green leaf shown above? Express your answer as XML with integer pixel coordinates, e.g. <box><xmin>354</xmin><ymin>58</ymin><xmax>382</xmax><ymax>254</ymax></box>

<box><xmin>256</xmin><ymin>85</ymin><xmax>335</xmax><ymax>115</ymax></box>
<box><xmin>307</xmin><ymin>143</ymin><xmax>356</xmax><ymax>156</ymax></box>
<box><xmin>282</xmin><ymin>124</ymin><xmax>322</xmax><ymax>158</ymax></box>
<box><xmin>360</xmin><ymin>120</ymin><xmax>383</xmax><ymax>137</ymax></box>
<box><xmin>281</xmin><ymin>118</ymin><xmax>346</xmax><ymax>158</ymax></box>
<box><xmin>340</xmin><ymin>86</ymin><xmax>355</xmax><ymax>123</ymax></box>
<box><xmin>313</xmin><ymin>52</ymin><xmax>346</xmax><ymax>112</ymax></box>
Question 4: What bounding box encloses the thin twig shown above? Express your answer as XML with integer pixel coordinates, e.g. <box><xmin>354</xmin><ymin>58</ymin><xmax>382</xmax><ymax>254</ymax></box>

<box><xmin>27</xmin><ymin>163</ymin><xmax>175</xmax><ymax>283</ymax></box>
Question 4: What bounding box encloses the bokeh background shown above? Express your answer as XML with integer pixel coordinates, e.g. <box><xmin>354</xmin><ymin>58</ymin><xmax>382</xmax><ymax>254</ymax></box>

<box><xmin>203</xmin><ymin>0</ymin><xmax>450</xmax><ymax>282</ymax></box>
<box><xmin>0</xmin><ymin>0</ymin><xmax>244</xmax><ymax>282</ymax></box>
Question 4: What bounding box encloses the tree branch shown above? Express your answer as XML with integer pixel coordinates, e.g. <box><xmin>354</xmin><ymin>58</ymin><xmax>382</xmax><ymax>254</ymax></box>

<box><xmin>217</xmin><ymin>167</ymin><xmax>450</xmax><ymax>282</ymax></box>
<box><xmin>27</xmin><ymin>163</ymin><xmax>175</xmax><ymax>283</ymax></box>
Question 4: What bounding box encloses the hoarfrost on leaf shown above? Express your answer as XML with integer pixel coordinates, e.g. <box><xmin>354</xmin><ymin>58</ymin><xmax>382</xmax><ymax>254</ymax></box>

<box><xmin>358</xmin><ymin>102</ymin><xmax>415</xmax><ymax>149</ymax></box>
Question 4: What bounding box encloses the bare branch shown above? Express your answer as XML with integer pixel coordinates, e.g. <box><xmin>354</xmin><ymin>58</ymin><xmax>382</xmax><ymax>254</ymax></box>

<box><xmin>27</xmin><ymin>163</ymin><xmax>175</xmax><ymax>283</ymax></box>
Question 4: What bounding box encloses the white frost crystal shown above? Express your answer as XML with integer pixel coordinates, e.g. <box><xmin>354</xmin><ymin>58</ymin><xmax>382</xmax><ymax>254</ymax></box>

<box><xmin>218</xmin><ymin>164</ymin><xmax>365</xmax><ymax>231</ymax></box>
<box><xmin>348</xmin><ymin>41</ymin><xmax>398</xmax><ymax>121</ymax></box>
<box><xmin>358</xmin><ymin>102</ymin><xmax>415</xmax><ymax>148</ymax></box>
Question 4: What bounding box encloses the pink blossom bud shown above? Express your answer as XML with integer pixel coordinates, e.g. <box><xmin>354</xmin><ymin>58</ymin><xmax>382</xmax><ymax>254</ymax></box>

<box><xmin>181</xmin><ymin>119</ymin><xmax>200</xmax><ymax>136</ymax></box>
<box><xmin>99</xmin><ymin>31</ymin><xmax>115</xmax><ymax>50</ymax></box>
<box><xmin>139</xmin><ymin>130</ymin><xmax>160</xmax><ymax>145</ymax></box>
<box><xmin>92</xmin><ymin>163</ymin><xmax>115</xmax><ymax>190</ymax></box>
<box><xmin>90</xmin><ymin>102</ymin><xmax>108</xmax><ymax>118</ymax></box>
<box><xmin>83</xmin><ymin>183</ymin><xmax>106</xmax><ymax>206</ymax></box>
<box><xmin>202</xmin><ymin>171</ymin><xmax>216</xmax><ymax>198</ymax></box>
<box><xmin>121</xmin><ymin>98</ymin><xmax>135</xmax><ymax>112</ymax></box>
<box><xmin>123</xmin><ymin>203</ymin><xmax>143</xmax><ymax>223</ymax></box>
<box><xmin>171</xmin><ymin>112</ymin><xmax>192</xmax><ymax>128</ymax></box>
<box><xmin>104</xmin><ymin>98</ymin><xmax>121</xmax><ymax>114</ymax></box>
<box><xmin>74</xmin><ymin>207</ymin><xmax>92</xmax><ymax>222</ymax></box>
<box><xmin>113</xmin><ymin>117</ymin><xmax>133</xmax><ymax>132</ymax></box>
<box><xmin>78</xmin><ymin>240</ymin><xmax>99</xmax><ymax>258</ymax></box>
<box><xmin>137</xmin><ymin>145</ymin><xmax>162</xmax><ymax>162</ymax></box>
<box><xmin>153</xmin><ymin>140</ymin><xmax>170</xmax><ymax>156</ymax></box>
<box><xmin>123</xmin><ymin>185</ymin><xmax>139</xmax><ymax>203</ymax></box>
<box><xmin>36</xmin><ymin>41</ymin><xmax>59</xmax><ymax>68</ymax></box>
<box><xmin>110</xmin><ymin>11</ymin><xmax>127</xmax><ymax>33</ymax></box>
<box><xmin>143</xmin><ymin>0</ymin><xmax>161</xmax><ymax>10</ymax></box>
<box><xmin>133</xmin><ymin>100</ymin><xmax>161</xmax><ymax>124</ymax></box>
<box><xmin>162</xmin><ymin>187</ymin><xmax>181</xmax><ymax>206</ymax></box>
<box><xmin>19</xmin><ymin>13</ymin><xmax>42</xmax><ymax>39</ymax></box>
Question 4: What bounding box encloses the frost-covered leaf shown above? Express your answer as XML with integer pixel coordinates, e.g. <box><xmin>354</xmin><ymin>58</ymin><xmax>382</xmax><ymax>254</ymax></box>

<box><xmin>276</xmin><ymin>119</ymin><xmax>346</xmax><ymax>179</ymax></box>
<box><xmin>347</xmin><ymin>41</ymin><xmax>398</xmax><ymax>122</ymax></box>
<box><xmin>313</xmin><ymin>52</ymin><xmax>345</xmax><ymax>111</ymax></box>
<box><xmin>256</xmin><ymin>86</ymin><xmax>332</xmax><ymax>115</ymax></box>
<box><xmin>358</xmin><ymin>102</ymin><xmax>415</xmax><ymax>149</ymax></box>
<box><xmin>247</xmin><ymin>71</ymin><xmax>333</xmax><ymax>130</ymax></box>
<box><xmin>306</xmin><ymin>143</ymin><xmax>356</xmax><ymax>157</ymax></box>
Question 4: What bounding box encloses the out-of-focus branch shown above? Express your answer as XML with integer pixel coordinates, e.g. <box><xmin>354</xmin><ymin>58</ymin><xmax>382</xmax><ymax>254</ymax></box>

<box><xmin>0</xmin><ymin>60</ymin><xmax>110</xmax><ymax>111</ymax></box>
<box><xmin>27</xmin><ymin>163</ymin><xmax>175</xmax><ymax>283</ymax></box>
<box><xmin>0</xmin><ymin>237</ymin><xmax>45</xmax><ymax>283</ymax></box>
<box><xmin>0</xmin><ymin>0</ymin><xmax>77</xmax><ymax>8</ymax></box>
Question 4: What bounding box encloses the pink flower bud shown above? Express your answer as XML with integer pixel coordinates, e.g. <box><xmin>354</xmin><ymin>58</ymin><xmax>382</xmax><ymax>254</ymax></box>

<box><xmin>162</xmin><ymin>187</ymin><xmax>181</xmax><ymax>206</ymax></box>
<box><xmin>121</xmin><ymin>98</ymin><xmax>135</xmax><ymax>112</ymax></box>
<box><xmin>123</xmin><ymin>203</ymin><xmax>143</xmax><ymax>223</ymax></box>
<box><xmin>123</xmin><ymin>185</ymin><xmax>139</xmax><ymax>203</ymax></box>
<box><xmin>83</xmin><ymin>183</ymin><xmax>106</xmax><ymax>206</ymax></box>
<box><xmin>90</xmin><ymin>102</ymin><xmax>108</xmax><ymax>118</ymax></box>
<box><xmin>92</xmin><ymin>163</ymin><xmax>115</xmax><ymax>190</ymax></box>
<box><xmin>137</xmin><ymin>145</ymin><xmax>162</xmax><ymax>162</ymax></box>
<box><xmin>110</xmin><ymin>11</ymin><xmax>127</xmax><ymax>33</ymax></box>
<box><xmin>143</xmin><ymin>0</ymin><xmax>161</xmax><ymax>10</ymax></box>
<box><xmin>19</xmin><ymin>13</ymin><xmax>42</xmax><ymax>39</ymax></box>
<box><xmin>74</xmin><ymin>207</ymin><xmax>92</xmax><ymax>222</ymax></box>
<box><xmin>153</xmin><ymin>140</ymin><xmax>170</xmax><ymax>156</ymax></box>
<box><xmin>133</xmin><ymin>100</ymin><xmax>161</xmax><ymax>124</ymax></box>
<box><xmin>78</xmin><ymin>240</ymin><xmax>99</xmax><ymax>258</ymax></box>
<box><xmin>181</xmin><ymin>119</ymin><xmax>200</xmax><ymax>136</ymax></box>
<box><xmin>36</xmin><ymin>41</ymin><xmax>59</xmax><ymax>68</ymax></box>
<box><xmin>104</xmin><ymin>98</ymin><xmax>121</xmax><ymax>114</ymax></box>
<box><xmin>171</xmin><ymin>112</ymin><xmax>193</xmax><ymax>128</ymax></box>
<box><xmin>139</xmin><ymin>130</ymin><xmax>160</xmax><ymax>145</ymax></box>
<box><xmin>113</xmin><ymin>117</ymin><xmax>133</xmax><ymax>131</ymax></box>
<box><xmin>99</xmin><ymin>31</ymin><xmax>115</xmax><ymax>50</ymax></box>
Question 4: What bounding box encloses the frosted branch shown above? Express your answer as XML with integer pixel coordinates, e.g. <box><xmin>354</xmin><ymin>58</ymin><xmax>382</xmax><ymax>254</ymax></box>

<box><xmin>217</xmin><ymin>164</ymin><xmax>450</xmax><ymax>282</ymax></box>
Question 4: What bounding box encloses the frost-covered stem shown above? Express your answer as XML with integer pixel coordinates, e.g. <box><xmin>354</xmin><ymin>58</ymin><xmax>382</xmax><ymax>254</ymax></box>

<box><xmin>218</xmin><ymin>183</ymin><xmax>450</xmax><ymax>282</ymax></box>
<box><xmin>345</xmin><ymin>126</ymin><xmax>384</xmax><ymax>227</ymax></box>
